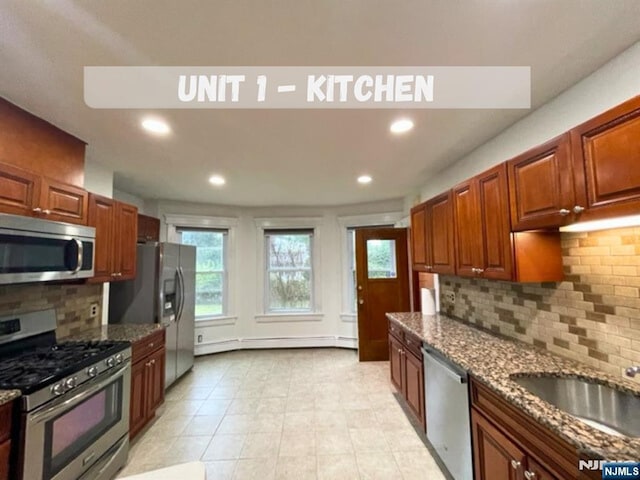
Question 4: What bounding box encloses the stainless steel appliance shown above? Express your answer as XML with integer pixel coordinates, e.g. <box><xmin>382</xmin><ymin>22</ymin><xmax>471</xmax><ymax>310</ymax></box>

<box><xmin>422</xmin><ymin>346</ymin><xmax>472</xmax><ymax>480</ymax></box>
<box><xmin>109</xmin><ymin>243</ymin><xmax>195</xmax><ymax>388</ymax></box>
<box><xmin>0</xmin><ymin>213</ymin><xmax>95</xmax><ymax>285</ymax></box>
<box><xmin>0</xmin><ymin>309</ymin><xmax>130</xmax><ymax>480</ymax></box>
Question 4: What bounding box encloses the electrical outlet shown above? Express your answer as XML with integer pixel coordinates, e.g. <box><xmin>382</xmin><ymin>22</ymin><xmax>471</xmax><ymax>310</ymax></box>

<box><xmin>197</xmin><ymin>335</ymin><xmax>203</xmax><ymax>343</ymax></box>
<box><xmin>444</xmin><ymin>291</ymin><xmax>456</xmax><ymax>303</ymax></box>
<box><xmin>89</xmin><ymin>303</ymin><xmax>99</xmax><ymax>318</ymax></box>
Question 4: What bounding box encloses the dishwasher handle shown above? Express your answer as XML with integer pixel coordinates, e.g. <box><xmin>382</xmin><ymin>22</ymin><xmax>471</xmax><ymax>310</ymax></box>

<box><xmin>422</xmin><ymin>347</ymin><xmax>468</xmax><ymax>384</ymax></box>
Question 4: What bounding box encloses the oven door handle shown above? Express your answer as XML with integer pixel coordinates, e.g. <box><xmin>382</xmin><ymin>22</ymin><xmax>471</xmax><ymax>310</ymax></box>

<box><xmin>28</xmin><ymin>362</ymin><xmax>130</xmax><ymax>425</ymax></box>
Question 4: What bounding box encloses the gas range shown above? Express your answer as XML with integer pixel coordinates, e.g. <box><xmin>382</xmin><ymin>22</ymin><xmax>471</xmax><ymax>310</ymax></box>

<box><xmin>0</xmin><ymin>338</ymin><xmax>130</xmax><ymax>411</ymax></box>
<box><xmin>0</xmin><ymin>309</ymin><xmax>132</xmax><ymax>480</ymax></box>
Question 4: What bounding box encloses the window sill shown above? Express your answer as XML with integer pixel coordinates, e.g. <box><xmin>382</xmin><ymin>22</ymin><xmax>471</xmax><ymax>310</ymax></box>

<box><xmin>195</xmin><ymin>316</ymin><xmax>237</xmax><ymax>327</ymax></box>
<box><xmin>255</xmin><ymin>312</ymin><xmax>325</xmax><ymax>323</ymax></box>
<box><xmin>340</xmin><ymin>313</ymin><xmax>357</xmax><ymax>323</ymax></box>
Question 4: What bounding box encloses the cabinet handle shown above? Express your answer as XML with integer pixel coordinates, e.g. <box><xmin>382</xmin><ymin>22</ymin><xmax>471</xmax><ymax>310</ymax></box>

<box><xmin>426</xmin><ymin>265</ymin><xmax>432</xmax><ymax>271</ymax></box>
<box><xmin>524</xmin><ymin>471</ymin><xmax>536</xmax><ymax>480</ymax></box>
<box><xmin>559</xmin><ymin>208</ymin><xmax>570</xmax><ymax>216</ymax></box>
<box><xmin>150</xmin><ymin>359</ymin><xmax>156</xmax><ymax>365</ymax></box>
<box><xmin>42</xmin><ymin>209</ymin><xmax>51</xmax><ymax>215</ymax></box>
<box><xmin>511</xmin><ymin>460</ymin><xmax>521</xmax><ymax>470</ymax></box>
<box><xmin>573</xmin><ymin>205</ymin><xmax>585</xmax><ymax>214</ymax></box>
<box><xmin>149</xmin><ymin>343</ymin><xmax>155</xmax><ymax>348</ymax></box>
<box><xmin>32</xmin><ymin>207</ymin><xmax>42</xmax><ymax>213</ymax></box>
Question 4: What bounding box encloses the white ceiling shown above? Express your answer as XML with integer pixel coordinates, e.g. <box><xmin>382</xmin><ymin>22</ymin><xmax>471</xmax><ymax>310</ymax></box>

<box><xmin>1</xmin><ymin>1</ymin><xmax>640</xmax><ymax>207</ymax></box>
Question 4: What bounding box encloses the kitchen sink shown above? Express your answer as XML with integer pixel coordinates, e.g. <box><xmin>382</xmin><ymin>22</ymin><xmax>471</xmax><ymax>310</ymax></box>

<box><xmin>511</xmin><ymin>375</ymin><xmax>640</xmax><ymax>437</ymax></box>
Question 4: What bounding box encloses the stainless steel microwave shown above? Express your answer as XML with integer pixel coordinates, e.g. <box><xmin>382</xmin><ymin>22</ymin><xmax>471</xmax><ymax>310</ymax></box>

<box><xmin>0</xmin><ymin>213</ymin><xmax>95</xmax><ymax>285</ymax></box>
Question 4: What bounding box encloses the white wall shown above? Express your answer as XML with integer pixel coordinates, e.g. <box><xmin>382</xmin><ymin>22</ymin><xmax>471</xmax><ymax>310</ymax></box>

<box><xmin>414</xmin><ymin>40</ymin><xmax>640</xmax><ymax>203</ymax></box>
<box><xmin>154</xmin><ymin>198</ymin><xmax>404</xmax><ymax>355</ymax></box>
<box><xmin>83</xmin><ymin>157</ymin><xmax>114</xmax><ymax>325</ymax></box>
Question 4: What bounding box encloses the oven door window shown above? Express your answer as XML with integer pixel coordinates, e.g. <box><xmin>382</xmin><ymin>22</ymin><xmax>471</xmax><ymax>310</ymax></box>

<box><xmin>43</xmin><ymin>378</ymin><xmax>123</xmax><ymax>478</ymax></box>
<box><xmin>0</xmin><ymin>234</ymin><xmax>91</xmax><ymax>273</ymax></box>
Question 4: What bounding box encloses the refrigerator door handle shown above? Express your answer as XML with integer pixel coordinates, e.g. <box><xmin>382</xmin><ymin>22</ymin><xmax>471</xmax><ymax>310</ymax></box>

<box><xmin>177</xmin><ymin>266</ymin><xmax>185</xmax><ymax>322</ymax></box>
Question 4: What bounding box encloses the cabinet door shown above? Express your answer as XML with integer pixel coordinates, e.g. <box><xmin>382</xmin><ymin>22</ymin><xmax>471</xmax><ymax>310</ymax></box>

<box><xmin>138</xmin><ymin>214</ymin><xmax>160</xmax><ymax>243</ymax></box>
<box><xmin>403</xmin><ymin>349</ymin><xmax>425</xmax><ymax>428</ymax></box>
<box><xmin>472</xmin><ymin>409</ymin><xmax>526</xmax><ymax>480</ymax></box>
<box><xmin>525</xmin><ymin>457</ymin><xmax>560</xmax><ymax>480</ymax></box>
<box><xmin>0</xmin><ymin>162</ymin><xmax>40</xmax><ymax>216</ymax></box>
<box><xmin>147</xmin><ymin>348</ymin><xmax>166</xmax><ymax>415</ymax></box>
<box><xmin>571</xmin><ymin>96</ymin><xmax>640</xmax><ymax>221</ymax></box>
<box><xmin>453</xmin><ymin>180</ymin><xmax>481</xmax><ymax>277</ymax></box>
<box><xmin>389</xmin><ymin>334</ymin><xmax>404</xmax><ymax>392</ymax></box>
<box><xmin>129</xmin><ymin>359</ymin><xmax>148</xmax><ymax>439</ymax></box>
<box><xmin>0</xmin><ymin>440</ymin><xmax>9</xmax><ymax>480</ymax></box>
<box><xmin>477</xmin><ymin>164</ymin><xmax>513</xmax><ymax>281</ymax></box>
<box><xmin>427</xmin><ymin>191</ymin><xmax>455</xmax><ymax>275</ymax></box>
<box><xmin>88</xmin><ymin>194</ymin><xmax>116</xmax><ymax>282</ymax></box>
<box><xmin>410</xmin><ymin>204</ymin><xmax>428</xmax><ymax>271</ymax></box>
<box><xmin>114</xmin><ymin>202</ymin><xmax>138</xmax><ymax>280</ymax></box>
<box><xmin>40</xmin><ymin>177</ymin><xmax>88</xmax><ymax>224</ymax></box>
<box><xmin>508</xmin><ymin>133</ymin><xmax>574</xmax><ymax>230</ymax></box>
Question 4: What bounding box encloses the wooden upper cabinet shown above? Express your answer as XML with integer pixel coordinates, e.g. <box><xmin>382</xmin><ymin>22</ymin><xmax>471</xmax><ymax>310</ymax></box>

<box><xmin>39</xmin><ymin>177</ymin><xmax>88</xmax><ymax>224</ymax></box>
<box><xmin>88</xmin><ymin>195</ymin><xmax>137</xmax><ymax>282</ymax></box>
<box><xmin>453</xmin><ymin>179</ymin><xmax>481</xmax><ymax>278</ymax></box>
<box><xmin>88</xmin><ymin>194</ymin><xmax>116</xmax><ymax>282</ymax></box>
<box><xmin>138</xmin><ymin>214</ymin><xmax>160</xmax><ymax>243</ymax></box>
<box><xmin>410</xmin><ymin>204</ymin><xmax>428</xmax><ymax>270</ymax></box>
<box><xmin>0</xmin><ymin>161</ymin><xmax>40</xmax><ymax>216</ymax></box>
<box><xmin>477</xmin><ymin>164</ymin><xmax>513</xmax><ymax>281</ymax></box>
<box><xmin>508</xmin><ymin>133</ymin><xmax>575</xmax><ymax>230</ymax></box>
<box><xmin>571</xmin><ymin>95</ymin><xmax>640</xmax><ymax>221</ymax></box>
<box><xmin>115</xmin><ymin>203</ymin><xmax>138</xmax><ymax>280</ymax></box>
<box><xmin>426</xmin><ymin>191</ymin><xmax>455</xmax><ymax>275</ymax></box>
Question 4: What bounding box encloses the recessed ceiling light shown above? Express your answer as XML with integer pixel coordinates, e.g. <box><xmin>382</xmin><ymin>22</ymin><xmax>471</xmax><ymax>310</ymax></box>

<box><xmin>390</xmin><ymin>118</ymin><xmax>414</xmax><ymax>134</ymax></box>
<box><xmin>357</xmin><ymin>175</ymin><xmax>372</xmax><ymax>184</ymax></box>
<box><xmin>141</xmin><ymin>117</ymin><xmax>171</xmax><ymax>135</ymax></box>
<box><xmin>209</xmin><ymin>175</ymin><xmax>226</xmax><ymax>186</ymax></box>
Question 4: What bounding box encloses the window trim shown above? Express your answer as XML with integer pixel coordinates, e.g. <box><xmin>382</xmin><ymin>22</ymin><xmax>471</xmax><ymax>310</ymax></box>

<box><xmin>337</xmin><ymin>212</ymin><xmax>403</xmax><ymax>319</ymax></box>
<box><xmin>255</xmin><ymin>216</ymin><xmax>323</xmax><ymax>317</ymax></box>
<box><xmin>165</xmin><ymin>214</ymin><xmax>238</xmax><ymax>322</ymax></box>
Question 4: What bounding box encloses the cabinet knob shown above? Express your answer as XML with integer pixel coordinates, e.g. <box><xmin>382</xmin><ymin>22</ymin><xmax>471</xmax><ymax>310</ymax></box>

<box><xmin>559</xmin><ymin>209</ymin><xmax>570</xmax><ymax>216</ymax></box>
<box><xmin>510</xmin><ymin>460</ymin><xmax>521</xmax><ymax>470</ymax></box>
<box><xmin>426</xmin><ymin>266</ymin><xmax>432</xmax><ymax>272</ymax></box>
<box><xmin>573</xmin><ymin>205</ymin><xmax>585</xmax><ymax>214</ymax></box>
<box><xmin>32</xmin><ymin>207</ymin><xmax>42</xmax><ymax>213</ymax></box>
<box><xmin>524</xmin><ymin>471</ymin><xmax>536</xmax><ymax>480</ymax></box>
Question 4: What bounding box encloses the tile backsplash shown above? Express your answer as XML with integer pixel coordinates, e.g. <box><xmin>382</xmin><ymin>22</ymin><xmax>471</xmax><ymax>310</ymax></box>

<box><xmin>440</xmin><ymin>226</ymin><xmax>640</xmax><ymax>382</ymax></box>
<box><xmin>0</xmin><ymin>283</ymin><xmax>103</xmax><ymax>338</ymax></box>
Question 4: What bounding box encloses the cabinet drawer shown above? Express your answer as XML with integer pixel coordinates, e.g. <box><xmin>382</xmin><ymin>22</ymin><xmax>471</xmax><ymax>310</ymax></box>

<box><xmin>0</xmin><ymin>403</ymin><xmax>12</xmax><ymax>443</ymax></box>
<box><xmin>403</xmin><ymin>331</ymin><xmax>422</xmax><ymax>358</ymax></box>
<box><xmin>388</xmin><ymin>322</ymin><xmax>405</xmax><ymax>342</ymax></box>
<box><xmin>131</xmin><ymin>330</ymin><xmax>165</xmax><ymax>364</ymax></box>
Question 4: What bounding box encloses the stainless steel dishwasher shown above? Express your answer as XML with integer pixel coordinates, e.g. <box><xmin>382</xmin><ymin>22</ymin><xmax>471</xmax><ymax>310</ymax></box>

<box><xmin>422</xmin><ymin>346</ymin><xmax>473</xmax><ymax>480</ymax></box>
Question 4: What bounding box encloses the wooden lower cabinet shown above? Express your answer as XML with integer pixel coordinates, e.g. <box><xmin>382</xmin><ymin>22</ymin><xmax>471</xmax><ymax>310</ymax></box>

<box><xmin>0</xmin><ymin>439</ymin><xmax>10</xmax><ymax>480</ymax></box>
<box><xmin>0</xmin><ymin>401</ymin><xmax>13</xmax><ymax>480</ymax></box>
<box><xmin>129</xmin><ymin>330</ymin><xmax>166</xmax><ymax>440</ymax></box>
<box><xmin>388</xmin><ymin>325</ymin><xmax>425</xmax><ymax>430</ymax></box>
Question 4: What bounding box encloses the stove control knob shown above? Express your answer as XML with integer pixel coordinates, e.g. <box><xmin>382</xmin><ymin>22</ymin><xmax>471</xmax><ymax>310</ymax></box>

<box><xmin>105</xmin><ymin>357</ymin><xmax>115</xmax><ymax>368</ymax></box>
<box><xmin>87</xmin><ymin>366</ymin><xmax>98</xmax><ymax>378</ymax></box>
<box><xmin>115</xmin><ymin>353</ymin><xmax>124</xmax><ymax>364</ymax></box>
<box><xmin>51</xmin><ymin>383</ymin><xmax>65</xmax><ymax>395</ymax></box>
<box><xmin>65</xmin><ymin>377</ymin><xmax>77</xmax><ymax>389</ymax></box>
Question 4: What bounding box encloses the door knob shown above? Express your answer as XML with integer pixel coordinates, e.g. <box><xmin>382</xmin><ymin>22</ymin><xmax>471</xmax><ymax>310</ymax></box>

<box><xmin>573</xmin><ymin>205</ymin><xmax>585</xmax><ymax>214</ymax></box>
<box><xmin>559</xmin><ymin>209</ymin><xmax>570</xmax><ymax>216</ymax></box>
<box><xmin>358</xmin><ymin>299</ymin><xmax>364</xmax><ymax>305</ymax></box>
<box><xmin>357</xmin><ymin>285</ymin><xmax>363</xmax><ymax>291</ymax></box>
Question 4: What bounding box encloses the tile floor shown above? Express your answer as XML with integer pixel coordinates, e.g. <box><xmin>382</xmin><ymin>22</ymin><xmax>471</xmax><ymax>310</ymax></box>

<box><xmin>117</xmin><ymin>348</ymin><xmax>446</xmax><ymax>480</ymax></box>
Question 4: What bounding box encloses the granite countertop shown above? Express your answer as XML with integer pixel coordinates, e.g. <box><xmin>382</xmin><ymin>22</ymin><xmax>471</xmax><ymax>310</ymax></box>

<box><xmin>0</xmin><ymin>389</ymin><xmax>21</xmax><ymax>406</ymax></box>
<box><xmin>63</xmin><ymin>323</ymin><xmax>165</xmax><ymax>344</ymax></box>
<box><xmin>387</xmin><ymin>312</ymin><xmax>640</xmax><ymax>461</ymax></box>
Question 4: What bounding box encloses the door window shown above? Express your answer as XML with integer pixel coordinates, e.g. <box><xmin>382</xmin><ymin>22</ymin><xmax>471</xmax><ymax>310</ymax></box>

<box><xmin>366</xmin><ymin>239</ymin><xmax>397</xmax><ymax>279</ymax></box>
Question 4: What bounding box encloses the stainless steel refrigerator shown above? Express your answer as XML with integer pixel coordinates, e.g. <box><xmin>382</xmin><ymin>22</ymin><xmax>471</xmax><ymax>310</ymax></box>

<box><xmin>109</xmin><ymin>243</ymin><xmax>196</xmax><ymax>388</ymax></box>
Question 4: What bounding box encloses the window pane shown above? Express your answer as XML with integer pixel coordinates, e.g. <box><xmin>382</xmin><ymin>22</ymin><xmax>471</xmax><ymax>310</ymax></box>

<box><xmin>367</xmin><ymin>239</ymin><xmax>397</xmax><ymax>279</ymax></box>
<box><xmin>268</xmin><ymin>270</ymin><xmax>311</xmax><ymax>311</ymax></box>
<box><xmin>181</xmin><ymin>231</ymin><xmax>225</xmax><ymax>271</ymax></box>
<box><xmin>195</xmin><ymin>272</ymin><xmax>224</xmax><ymax>317</ymax></box>
<box><xmin>268</xmin><ymin>234</ymin><xmax>311</xmax><ymax>269</ymax></box>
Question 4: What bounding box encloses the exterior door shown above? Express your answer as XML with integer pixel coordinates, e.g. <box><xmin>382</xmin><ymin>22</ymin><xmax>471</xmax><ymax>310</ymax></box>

<box><xmin>356</xmin><ymin>228</ymin><xmax>410</xmax><ymax>361</ymax></box>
